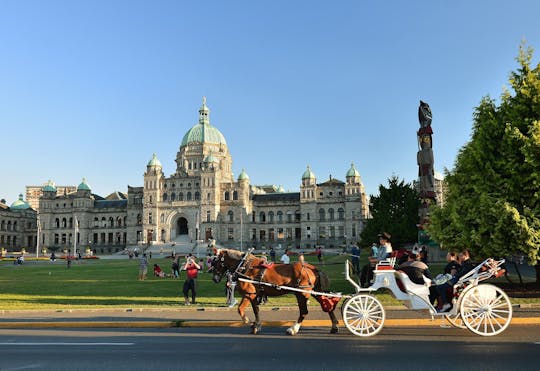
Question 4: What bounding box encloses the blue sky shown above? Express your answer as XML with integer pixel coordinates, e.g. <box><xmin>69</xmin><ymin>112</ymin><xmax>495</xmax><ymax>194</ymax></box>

<box><xmin>1</xmin><ymin>0</ymin><xmax>539</xmax><ymax>205</ymax></box>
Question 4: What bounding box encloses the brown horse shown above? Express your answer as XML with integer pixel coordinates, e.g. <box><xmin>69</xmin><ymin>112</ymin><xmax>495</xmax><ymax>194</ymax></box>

<box><xmin>211</xmin><ymin>248</ymin><xmax>339</xmax><ymax>335</ymax></box>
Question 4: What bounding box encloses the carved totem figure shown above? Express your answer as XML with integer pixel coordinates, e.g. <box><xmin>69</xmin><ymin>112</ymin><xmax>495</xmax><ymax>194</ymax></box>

<box><xmin>417</xmin><ymin>100</ymin><xmax>436</xmax><ymax>227</ymax></box>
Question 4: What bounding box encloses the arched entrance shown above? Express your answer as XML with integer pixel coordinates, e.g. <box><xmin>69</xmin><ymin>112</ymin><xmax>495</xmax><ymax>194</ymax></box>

<box><xmin>176</xmin><ymin>217</ymin><xmax>188</xmax><ymax>237</ymax></box>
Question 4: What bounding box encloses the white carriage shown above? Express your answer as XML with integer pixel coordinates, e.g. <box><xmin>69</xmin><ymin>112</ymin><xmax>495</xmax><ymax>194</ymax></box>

<box><xmin>342</xmin><ymin>257</ymin><xmax>513</xmax><ymax>337</ymax></box>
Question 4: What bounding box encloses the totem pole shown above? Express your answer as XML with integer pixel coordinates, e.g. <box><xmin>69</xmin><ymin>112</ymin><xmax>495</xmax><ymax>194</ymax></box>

<box><xmin>417</xmin><ymin>100</ymin><xmax>436</xmax><ymax>242</ymax></box>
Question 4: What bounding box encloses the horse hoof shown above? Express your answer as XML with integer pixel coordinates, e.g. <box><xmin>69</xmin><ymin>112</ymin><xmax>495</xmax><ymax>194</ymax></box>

<box><xmin>286</xmin><ymin>328</ymin><xmax>296</xmax><ymax>336</ymax></box>
<box><xmin>330</xmin><ymin>327</ymin><xmax>339</xmax><ymax>334</ymax></box>
<box><xmin>250</xmin><ymin>325</ymin><xmax>261</xmax><ymax>335</ymax></box>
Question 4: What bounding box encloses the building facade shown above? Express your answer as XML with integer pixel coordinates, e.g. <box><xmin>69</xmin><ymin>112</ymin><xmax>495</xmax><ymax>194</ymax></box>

<box><xmin>0</xmin><ymin>195</ymin><xmax>37</xmax><ymax>254</ymax></box>
<box><xmin>30</xmin><ymin>98</ymin><xmax>369</xmax><ymax>253</ymax></box>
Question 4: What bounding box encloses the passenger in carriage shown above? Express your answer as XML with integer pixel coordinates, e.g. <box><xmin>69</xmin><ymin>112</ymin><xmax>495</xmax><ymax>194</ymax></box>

<box><xmin>436</xmin><ymin>249</ymin><xmax>476</xmax><ymax>312</ymax></box>
<box><xmin>396</xmin><ymin>252</ymin><xmax>432</xmax><ymax>285</ymax></box>
<box><xmin>360</xmin><ymin>232</ymin><xmax>393</xmax><ymax>288</ymax></box>
<box><xmin>444</xmin><ymin>252</ymin><xmax>461</xmax><ymax>276</ymax></box>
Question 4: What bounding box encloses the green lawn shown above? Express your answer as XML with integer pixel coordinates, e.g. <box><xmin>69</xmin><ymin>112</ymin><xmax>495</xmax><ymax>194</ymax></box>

<box><xmin>0</xmin><ymin>254</ymin><xmax>534</xmax><ymax>310</ymax></box>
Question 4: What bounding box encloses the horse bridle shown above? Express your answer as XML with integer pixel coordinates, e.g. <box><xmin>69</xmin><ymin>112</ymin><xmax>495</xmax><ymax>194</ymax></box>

<box><xmin>213</xmin><ymin>248</ymin><xmax>254</xmax><ymax>281</ymax></box>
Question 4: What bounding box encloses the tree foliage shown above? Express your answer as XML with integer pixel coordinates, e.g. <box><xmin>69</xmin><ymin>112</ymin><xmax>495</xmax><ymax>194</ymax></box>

<box><xmin>361</xmin><ymin>176</ymin><xmax>420</xmax><ymax>247</ymax></box>
<box><xmin>427</xmin><ymin>44</ymin><xmax>540</xmax><ymax>273</ymax></box>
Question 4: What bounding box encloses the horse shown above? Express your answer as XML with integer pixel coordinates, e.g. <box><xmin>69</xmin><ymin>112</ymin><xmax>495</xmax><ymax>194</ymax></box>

<box><xmin>211</xmin><ymin>248</ymin><xmax>340</xmax><ymax>335</ymax></box>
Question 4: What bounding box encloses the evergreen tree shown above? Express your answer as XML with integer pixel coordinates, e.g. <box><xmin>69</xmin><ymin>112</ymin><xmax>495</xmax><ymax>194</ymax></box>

<box><xmin>361</xmin><ymin>176</ymin><xmax>420</xmax><ymax>247</ymax></box>
<box><xmin>427</xmin><ymin>44</ymin><xmax>540</xmax><ymax>282</ymax></box>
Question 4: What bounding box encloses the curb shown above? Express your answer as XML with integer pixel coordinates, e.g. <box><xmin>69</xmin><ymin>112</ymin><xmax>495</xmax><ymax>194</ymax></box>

<box><xmin>0</xmin><ymin>317</ymin><xmax>538</xmax><ymax>329</ymax></box>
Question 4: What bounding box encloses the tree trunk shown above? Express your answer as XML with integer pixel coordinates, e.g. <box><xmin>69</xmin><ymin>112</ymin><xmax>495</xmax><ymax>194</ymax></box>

<box><xmin>535</xmin><ymin>263</ymin><xmax>540</xmax><ymax>288</ymax></box>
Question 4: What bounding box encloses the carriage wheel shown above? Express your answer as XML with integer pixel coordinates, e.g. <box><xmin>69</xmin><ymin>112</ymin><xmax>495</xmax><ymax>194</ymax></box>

<box><xmin>459</xmin><ymin>284</ymin><xmax>512</xmax><ymax>336</ymax></box>
<box><xmin>444</xmin><ymin>312</ymin><xmax>466</xmax><ymax>329</ymax></box>
<box><xmin>342</xmin><ymin>294</ymin><xmax>385</xmax><ymax>337</ymax></box>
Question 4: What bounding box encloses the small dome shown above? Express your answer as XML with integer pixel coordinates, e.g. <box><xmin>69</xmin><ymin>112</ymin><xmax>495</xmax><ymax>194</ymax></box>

<box><xmin>147</xmin><ymin>153</ymin><xmax>162</xmax><ymax>167</ymax></box>
<box><xmin>346</xmin><ymin>162</ymin><xmax>360</xmax><ymax>177</ymax></box>
<box><xmin>238</xmin><ymin>168</ymin><xmax>249</xmax><ymax>181</ymax></box>
<box><xmin>77</xmin><ymin>178</ymin><xmax>91</xmax><ymax>191</ymax></box>
<box><xmin>204</xmin><ymin>153</ymin><xmax>218</xmax><ymax>163</ymax></box>
<box><xmin>302</xmin><ymin>165</ymin><xmax>316</xmax><ymax>180</ymax></box>
<box><xmin>10</xmin><ymin>194</ymin><xmax>30</xmax><ymax>210</ymax></box>
<box><xmin>42</xmin><ymin>180</ymin><xmax>57</xmax><ymax>192</ymax></box>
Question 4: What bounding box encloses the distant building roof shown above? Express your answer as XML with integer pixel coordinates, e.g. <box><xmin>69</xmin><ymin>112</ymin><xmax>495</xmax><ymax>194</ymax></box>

<box><xmin>252</xmin><ymin>193</ymin><xmax>300</xmax><ymax>202</ymax></box>
<box><xmin>94</xmin><ymin>199</ymin><xmax>127</xmax><ymax>209</ymax></box>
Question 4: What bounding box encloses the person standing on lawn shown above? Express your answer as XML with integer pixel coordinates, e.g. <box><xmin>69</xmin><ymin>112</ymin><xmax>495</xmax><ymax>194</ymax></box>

<box><xmin>138</xmin><ymin>253</ymin><xmax>148</xmax><ymax>281</ymax></box>
<box><xmin>182</xmin><ymin>256</ymin><xmax>201</xmax><ymax>305</ymax></box>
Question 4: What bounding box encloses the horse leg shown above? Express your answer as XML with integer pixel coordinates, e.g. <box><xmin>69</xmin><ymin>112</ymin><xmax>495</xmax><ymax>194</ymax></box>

<box><xmin>249</xmin><ymin>295</ymin><xmax>262</xmax><ymax>334</ymax></box>
<box><xmin>237</xmin><ymin>295</ymin><xmax>252</xmax><ymax>325</ymax></box>
<box><xmin>328</xmin><ymin>309</ymin><xmax>339</xmax><ymax>334</ymax></box>
<box><xmin>287</xmin><ymin>293</ymin><xmax>309</xmax><ymax>336</ymax></box>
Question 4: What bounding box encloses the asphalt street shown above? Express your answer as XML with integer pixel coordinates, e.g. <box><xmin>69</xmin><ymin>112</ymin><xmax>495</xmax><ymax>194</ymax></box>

<box><xmin>0</xmin><ymin>326</ymin><xmax>539</xmax><ymax>371</ymax></box>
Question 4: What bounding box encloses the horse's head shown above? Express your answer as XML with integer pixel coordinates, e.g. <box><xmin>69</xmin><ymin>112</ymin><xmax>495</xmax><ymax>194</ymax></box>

<box><xmin>210</xmin><ymin>248</ymin><xmax>247</xmax><ymax>284</ymax></box>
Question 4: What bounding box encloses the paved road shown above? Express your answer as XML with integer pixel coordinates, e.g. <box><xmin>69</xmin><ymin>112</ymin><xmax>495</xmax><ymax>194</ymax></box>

<box><xmin>0</xmin><ymin>325</ymin><xmax>538</xmax><ymax>371</ymax></box>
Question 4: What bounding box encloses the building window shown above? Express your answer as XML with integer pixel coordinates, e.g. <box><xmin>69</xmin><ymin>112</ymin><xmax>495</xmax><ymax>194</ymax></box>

<box><xmin>163</xmin><ymin>193</ymin><xmax>168</xmax><ymax>201</ymax></box>
<box><xmin>206</xmin><ymin>210</ymin><xmax>211</xmax><ymax>222</ymax></box>
<box><xmin>228</xmin><ymin>227</ymin><xmax>234</xmax><ymax>240</ymax></box>
<box><xmin>171</xmin><ymin>193</ymin><xmax>176</xmax><ymax>201</ymax></box>
<box><xmin>259</xmin><ymin>212</ymin><xmax>266</xmax><ymax>223</ymax></box>
<box><xmin>328</xmin><ymin>208</ymin><xmax>335</xmax><ymax>221</ymax></box>
<box><xmin>269</xmin><ymin>228</ymin><xmax>275</xmax><ymax>241</ymax></box>
<box><xmin>277</xmin><ymin>211</ymin><xmax>283</xmax><ymax>223</ymax></box>
<box><xmin>319</xmin><ymin>208</ymin><xmax>325</xmax><ymax>221</ymax></box>
<box><xmin>233</xmin><ymin>191</ymin><xmax>238</xmax><ymax>200</ymax></box>
<box><xmin>195</xmin><ymin>192</ymin><xmax>200</xmax><ymax>200</ymax></box>
<box><xmin>259</xmin><ymin>230</ymin><xmax>266</xmax><ymax>241</ymax></box>
<box><xmin>224</xmin><ymin>191</ymin><xmax>230</xmax><ymax>201</ymax></box>
<box><xmin>228</xmin><ymin>210</ymin><xmax>234</xmax><ymax>222</ymax></box>
<box><xmin>149</xmin><ymin>213</ymin><xmax>153</xmax><ymax>224</ymax></box>
<box><xmin>295</xmin><ymin>211</ymin><xmax>301</xmax><ymax>222</ymax></box>
<box><xmin>179</xmin><ymin>192</ymin><xmax>183</xmax><ymax>201</ymax></box>
<box><xmin>338</xmin><ymin>208</ymin><xmax>345</xmax><ymax>220</ymax></box>
<box><xmin>187</xmin><ymin>192</ymin><xmax>192</xmax><ymax>201</ymax></box>
<box><xmin>268</xmin><ymin>211</ymin><xmax>274</xmax><ymax>223</ymax></box>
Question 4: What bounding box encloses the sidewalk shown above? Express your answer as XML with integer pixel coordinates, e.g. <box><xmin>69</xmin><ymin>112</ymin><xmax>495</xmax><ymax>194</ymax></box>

<box><xmin>1</xmin><ymin>305</ymin><xmax>539</xmax><ymax>328</ymax></box>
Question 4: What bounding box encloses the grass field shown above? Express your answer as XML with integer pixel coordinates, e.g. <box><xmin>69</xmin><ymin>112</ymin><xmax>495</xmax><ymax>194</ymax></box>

<box><xmin>0</xmin><ymin>253</ymin><xmax>534</xmax><ymax>310</ymax></box>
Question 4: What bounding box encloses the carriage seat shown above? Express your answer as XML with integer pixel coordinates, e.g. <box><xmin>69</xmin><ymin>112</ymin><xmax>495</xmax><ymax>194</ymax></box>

<box><xmin>395</xmin><ymin>271</ymin><xmax>431</xmax><ymax>295</ymax></box>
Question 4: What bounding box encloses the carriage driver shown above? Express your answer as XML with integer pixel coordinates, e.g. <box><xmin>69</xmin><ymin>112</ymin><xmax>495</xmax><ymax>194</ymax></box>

<box><xmin>360</xmin><ymin>232</ymin><xmax>393</xmax><ymax>287</ymax></box>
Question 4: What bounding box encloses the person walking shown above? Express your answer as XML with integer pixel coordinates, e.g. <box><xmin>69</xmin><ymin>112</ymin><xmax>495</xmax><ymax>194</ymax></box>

<box><xmin>225</xmin><ymin>271</ymin><xmax>237</xmax><ymax>308</ymax></box>
<box><xmin>182</xmin><ymin>256</ymin><xmax>201</xmax><ymax>305</ymax></box>
<box><xmin>171</xmin><ymin>254</ymin><xmax>180</xmax><ymax>278</ymax></box>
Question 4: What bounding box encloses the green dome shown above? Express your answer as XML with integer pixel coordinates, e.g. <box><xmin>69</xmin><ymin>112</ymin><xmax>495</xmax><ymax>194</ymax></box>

<box><xmin>181</xmin><ymin>123</ymin><xmax>227</xmax><ymax>147</ymax></box>
<box><xmin>77</xmin><ymin>178</ymin><xmax>91</xmax><ymax>191</ymax></box>
<box><xmin>238</xmin><ymin>168</ymin><xmax>249</xmax><ymax>181</ymax></box>
<box><xmin>346</xmin><ymin>162</ymin><xmax>360</xmax><ymax>177</ymax></box>
<box><xmin>180</xmin><ymin>98</ymin><xmax>227</xmax><ymax>147</ymax></box>
<box><xmin>147</xmin><ymin>153</ymin><xmax>162</xmax><ymax>167</ymax></box>
<box><xmin>10</xmin><ymin>194</ymin><xmax>30</xmax><ymax>210</ymax></box>
<box><xmin>42</xmin><ymin>180</ymin><xmax>57</xmax><ymax>192</ymax></box>
<box><xmin>302</xmin><ymin>166</ymin><xmax>316</xmax><ymax>180</ymax></box>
